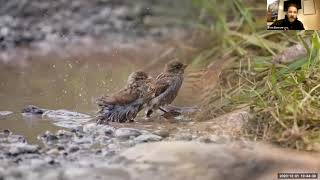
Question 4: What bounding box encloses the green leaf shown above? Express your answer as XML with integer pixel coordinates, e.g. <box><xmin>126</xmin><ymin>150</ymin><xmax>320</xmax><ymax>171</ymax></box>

<box><xmin>312</xmin><ymin>31</ymin><xmax>320</xmax><ymax>49</ymax></box>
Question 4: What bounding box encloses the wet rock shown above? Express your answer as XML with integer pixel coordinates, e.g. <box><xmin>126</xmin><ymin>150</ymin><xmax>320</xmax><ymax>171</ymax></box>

<box><xmin>8</xmin><ymin>143</ymin><xmax>39</xmax><ymax>156</ymax></box>
<box><xmin>20</xmin><ymin>107</ymin><xmax>94</xmax><ymax>129</ymax></box>
<box><xmin>39</xmin><ymin>131</ymin><xmax>59</xmax><ymax>143</ymax></box>
<box><xmin>3</xmin><ymin>129</ymin><xmax>12</xmax><ymax>136</ymax></box>
<box><xmin>71</xmin><ymin>126</ymin><xmax>84</xmax><ymax>133</ymax></box>
<box><xmin>96</xmin><ymin>126</ymin><xmax>115</xmax><ymax>136</ymax></box>
<box><xmin>114</xmin><ymin>128</ymin><xmax>142</xmax><ymax>139</ymax></box>
<box><xmin>68</xmin><ymin>146</ymin><xmax>80</xmax><ymax>153</ymax></box>
<box><xmin>120</xmin><ymin>140</ymin><xmax>136</xmax><ymax>148</ymax></box>
<box><xmin>21</xmin><ymin>105</ymin><xmax>47</xmax><ymax>115</ymax></box>
<box><xmin>73</xmin><ymin>136</ymin><xmax>92</xmax><ymax>145</ymax></box>
<box><xmin>46</xmin><ymin>134</ymin><xmax>59</xmax><ymax>142</ymax></box>
<box><xmin>83</xmin><ymin>123</ymin><xmax>99</xmax><ymax>133</ymax></box>
<box><xmin>153</xmin><ymin>129</ymin><xmax>170</xmax><ymax>138</ymax></box>
<box><xmin>96</xmin><ymin>136</ymin><xmax>111</xmax><ymax>145</ymax></box>
<box><xmin>43</xmin><ymin>110</ymin><xmax>92</xmax><ymax>129</ymax></box>
<box><xmin>46</xmin><ymin>148</ymin><xmax>60</xmax><ymax>156</ymax></box>
<box><xmin>0</xmin><ymin>111</ymin><xmax>13</xmax><ymax>118</ymax></box>
<box><xmin>134</xmin><ymin>134</ymin><xmax>162</xmax><ymax>143</ymax></box>
<box><xmin>102</xmin><ymin>149</ymin><xmax>116</xmax><ymax>157</ymax></box>
<box><xmin>57</xmin><ymin>146</ymin><xmax>65</xmax><ymax>151</ymax></box>
<box><xmin>53</xmin><ymin>121</ymin><xmax>84</xmax><ymax>129</ymax></box>
<box><xmin>7</xmin><ymin>135</ymin><xmax>27</xmax><ymax>144</ymax></box>
<box><xmin>56</xmin><ymin>130</ymin><xmax>73</xmax><ymax>139</ymax></box>
<box><xmin>43</xmin><ymin>110</ymin><xmax>91</xmax><ymax>120</ymax></box>
<box><xmin>107</xmin><ymin>143</ymin><xmax>118</xmax><ymax>150</ymax></box>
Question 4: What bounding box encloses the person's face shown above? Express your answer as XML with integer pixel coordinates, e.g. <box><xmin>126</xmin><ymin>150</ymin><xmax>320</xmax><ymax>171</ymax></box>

<box><xmin>287</xmin><ymin>6</ymin><xmax>298</xmax><ymax>22</ymax></box>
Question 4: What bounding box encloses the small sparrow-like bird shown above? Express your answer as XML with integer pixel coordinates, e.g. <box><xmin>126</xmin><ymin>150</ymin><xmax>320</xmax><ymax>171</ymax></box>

<box><xmin>96</xmin><ymin>71</ymin><xmax>154</xmax><ymax>124</ymax></box>
<box><xmin>146</xmin><ymin>60</ymin><xmax>187</xmax><ymax>118</ymax></box>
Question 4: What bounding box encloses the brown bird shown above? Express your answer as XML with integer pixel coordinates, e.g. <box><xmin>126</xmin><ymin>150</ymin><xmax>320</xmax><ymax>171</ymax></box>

<box><xmin>145</xmin><ymin>60</ymin><xmax>187</xmax><ymax>118</ymax></box>
<box><xmin>96</xmin><ymin>71</ymin><xmax>154</xmax><ymax>124</ymax></box>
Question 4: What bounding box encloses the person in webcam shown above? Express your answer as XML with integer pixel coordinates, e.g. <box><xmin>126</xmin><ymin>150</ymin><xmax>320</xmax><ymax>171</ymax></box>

<box><xmin>269</xmin><ymin>3</ymin><xmax>304</xmax><ymax>30</ymax></box>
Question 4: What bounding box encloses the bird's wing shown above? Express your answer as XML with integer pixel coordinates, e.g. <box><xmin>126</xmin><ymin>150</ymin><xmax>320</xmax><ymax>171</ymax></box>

<box><xmin>96</xmin><ymin>87</ymin><xmax>140</xmax><ymax>106</ymax></box>
<box><xmin>153</xmin><ymin>73</ymin><xmax>171</xmax><ymax>97</ymax></box>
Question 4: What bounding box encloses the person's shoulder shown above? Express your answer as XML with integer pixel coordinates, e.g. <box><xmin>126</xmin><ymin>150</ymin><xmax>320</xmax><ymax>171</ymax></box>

<box><xmin>296</xmin><ymin>19</ymin><xmax>305</xmax><ymax>30</ymax></box>
<box><xmin>296</xmin><ymin>19</ymin><xmax>304</xmax><ymax>25</ymax></box>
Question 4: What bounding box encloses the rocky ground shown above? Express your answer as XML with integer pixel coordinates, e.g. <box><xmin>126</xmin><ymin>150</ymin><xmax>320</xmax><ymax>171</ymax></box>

<box><xmin>1</xmin><ymin>108</ymin><xmax>320</xmax><ymax>180</ymax></box>
<box><xmin>1</xmin><ymin>126</ymin><xmax>320</xmax><ymax>180</ymax></box>
<box><xmin>0</xmin><ymin>0</ymin><xmax>195</xmax><ymax>63</ymax></box>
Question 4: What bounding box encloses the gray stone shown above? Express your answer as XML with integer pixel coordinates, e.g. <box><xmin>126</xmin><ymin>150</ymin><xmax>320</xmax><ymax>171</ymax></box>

<box><xmin>43</xmin><ymin>109</ymin><xmax>91</xmax><ymax>121</ymax></box>
<box><xmin>68</xmin><ymin>146</ymin><xmax>80</xmax><ymax>153</ymax></box>
<box><xmin>0</xmin><ymin>111</ymin><xmax>13</xmax><ymax>118</ymax></box>
<box><xmin>134</xmin><ymin>134</ymin><xmax>162</xmax><ymax>143</ymax></box>
<box><xmin>7</xmin><ymin>135</ymin><xmax>27</xmax><ymax>144</ymax></box>
<box><xmin>43</xmin><ymin>109</ymin><xmax>90</xmax><ymax>119</ymax></box>
<box><xmin>83</xmin><ymin>123</ymin><xmax>99</xmax><ymax>133</ymax></box>
<box><xmin>8</xmin><ymin>143</ymin><xmax>39</xmax><ymax>155</ymax></box>
<box><xmin>21</xmin><ymin>105</ymin><xmax>48</xmax><ymax>115</ymax></box>
<box><xmin>96</xmin><ymin>125</ymin><xmax>115</xmax><ymax>136</ymax></box>
<box><xmin>153</xmin><ymin>129</ymin><xmax>170</xmax><ymax>138</ymax></box>
<box><xmin>114</xmin><ymin>128</ymin><xmax>142</xmax><ymax>139</ymax></box>
<box><xmin>56</xmin><ymin>130</ymin><xmax>73</xmax><ymax>139</ymax></box>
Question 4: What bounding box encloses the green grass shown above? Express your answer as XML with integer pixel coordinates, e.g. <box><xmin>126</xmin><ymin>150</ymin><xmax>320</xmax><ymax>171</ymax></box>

<box><xmin>191</xmin><ymin>0</ymin><xmax>320</xmax><ymax>151</ymax></box>
<box><xmin>205</xmin><ymin>30</ymin><xmax>320</xmax><ymax>151</ymax></box>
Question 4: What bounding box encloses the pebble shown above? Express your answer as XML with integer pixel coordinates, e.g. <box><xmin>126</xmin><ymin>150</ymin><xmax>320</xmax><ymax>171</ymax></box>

<box><xmin>68</xmin><ymin>146</ymin><xmax>80</xmax><ymax>153</ymax></box>
<box><xmin>83</xmin><ymin>123</ymin><xmax>98</xmax><ymax>133</ymax></box>
<box><xmin>153</xmin><ymin>129</ymin><xmax>170</xmax><ymax>138</ymax></box>
<box><xmin>8</xmin><ymin>143</ymin><xmax>39</xmax><ymax>156</ymax></box>
<box><xmin>0</xmin><ymin>111</ymin><xmax>13</xmax><ymax>118</ymax></box>
<box><xmin>114</xmin><ymin>128</ymin><xmax>142</xmax><ymax>139</ymax></box>
<box><xmin>134</xmin><ymin>134</ymin><xmax>162</xmax><ymax>143</ymax></box>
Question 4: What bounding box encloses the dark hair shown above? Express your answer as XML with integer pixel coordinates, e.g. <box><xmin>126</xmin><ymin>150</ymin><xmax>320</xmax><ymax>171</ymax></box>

<box><xmin>284</xmin><ymin>1</ymin><xmax>301</xmax><ymax>11</ymax></box>
<box><xmin>287</xmin><ymin>3</ymin><xmax>298</xmax><ymax>11</ymax></box>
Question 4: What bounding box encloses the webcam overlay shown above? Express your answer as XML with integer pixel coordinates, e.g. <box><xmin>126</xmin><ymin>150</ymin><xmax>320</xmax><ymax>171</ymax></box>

<box><xmin>267</xmin><ymin>0</ymin><xmax>320</xmax><ymax>30</ymax></box>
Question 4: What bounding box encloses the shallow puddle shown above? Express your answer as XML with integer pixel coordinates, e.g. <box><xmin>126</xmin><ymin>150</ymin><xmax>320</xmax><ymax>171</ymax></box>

<box><xmin>0</xmin><ymin>41</ymin><xmax>192</xmax><ymax>144</ymax></box>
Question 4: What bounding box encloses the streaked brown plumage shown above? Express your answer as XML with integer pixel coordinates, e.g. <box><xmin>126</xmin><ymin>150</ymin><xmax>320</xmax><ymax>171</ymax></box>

<box><xmin>146</xmin><ymin>60</ymin><xmax>187</xmax><ymax>118</ymax></box>
<box><xmin>96</xmin><ymin>71</ymin><xmax>154</xmax><ymax>124</ymax></box>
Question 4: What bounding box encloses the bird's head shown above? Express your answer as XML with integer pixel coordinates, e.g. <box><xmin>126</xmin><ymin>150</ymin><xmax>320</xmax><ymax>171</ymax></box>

<box><xmin>165</xmin><ymin>60</ymin><xmax>187</xmax><ymax>74</ymax></box>
<box><xmin>127</xmin><ymin>71</ymin><xmax>152</xmax><ymax>84</ymax></box>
